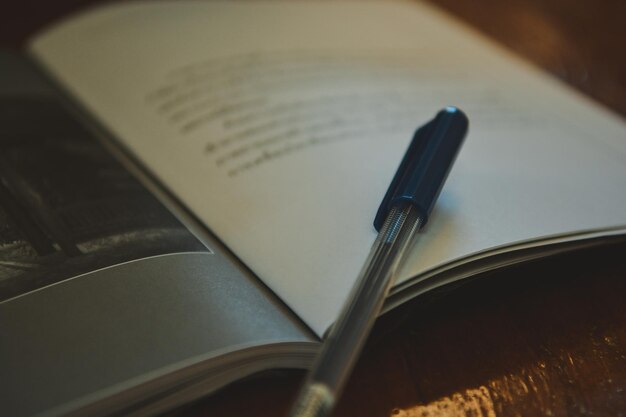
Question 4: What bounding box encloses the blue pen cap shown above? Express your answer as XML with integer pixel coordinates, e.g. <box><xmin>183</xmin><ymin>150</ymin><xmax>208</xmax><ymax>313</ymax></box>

<box><xmin>374</xmin><ymin>107</ymin><xmax>468</xmax><ymax>231</ymax></box>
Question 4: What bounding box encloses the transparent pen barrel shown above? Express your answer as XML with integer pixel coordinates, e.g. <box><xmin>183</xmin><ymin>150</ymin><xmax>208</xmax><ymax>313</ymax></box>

<box><xmin>290</xmin><ymin>203</ymin><xmax>422</xmax><ymax>417</ymax></box>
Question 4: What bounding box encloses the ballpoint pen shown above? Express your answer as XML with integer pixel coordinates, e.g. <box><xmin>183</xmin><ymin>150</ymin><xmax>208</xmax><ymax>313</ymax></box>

<box><xmin>288</xmin><ymin>107</ymin><xmax>468</xmax><ymax>417</ymax></box>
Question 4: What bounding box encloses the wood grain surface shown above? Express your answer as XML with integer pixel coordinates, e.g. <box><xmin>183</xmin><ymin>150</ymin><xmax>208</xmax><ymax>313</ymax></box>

<box><xmin>2</xmin><ymin>1</ymin><xmax>625</xmax><ymax>416</ymax></box>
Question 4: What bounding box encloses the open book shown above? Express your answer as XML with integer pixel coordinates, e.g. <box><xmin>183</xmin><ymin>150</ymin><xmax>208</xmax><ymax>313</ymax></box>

<box><xmin>1</xmin><ymin>1</ymin><xmax>625</xmax><ymax>416</ymax></box>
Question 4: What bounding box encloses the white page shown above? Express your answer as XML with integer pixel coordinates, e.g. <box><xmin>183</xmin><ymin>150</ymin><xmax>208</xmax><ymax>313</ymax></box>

<box><xmin>31</xmin><ymin>0</ymin><xmax>626</xmax><ymax>335</ymax></box>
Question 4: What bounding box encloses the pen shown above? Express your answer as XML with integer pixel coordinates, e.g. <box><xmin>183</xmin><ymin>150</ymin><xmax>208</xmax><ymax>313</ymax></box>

<box><xmin>288</xmin><ymin>107</ymin><xmax>468</xmax><ymax>417</ymax></box>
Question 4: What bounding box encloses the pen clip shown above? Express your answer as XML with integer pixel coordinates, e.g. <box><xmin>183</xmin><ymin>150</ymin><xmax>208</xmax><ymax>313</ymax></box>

<box><xmin>373</xmin><ymin>107</ymin><xmax>468</xmax><ymax>231</ymax></box>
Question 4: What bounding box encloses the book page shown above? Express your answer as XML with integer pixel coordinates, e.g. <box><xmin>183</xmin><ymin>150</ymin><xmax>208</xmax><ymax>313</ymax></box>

<box><xmin>0</xmin><ymin>52</ymin><xmax>316</xmax><ymax>417</ymax></box>
<box><xmin>31</xmin><ymin>1</ymin><xmax>626</xmax><ymax>335</ymax></box>
<box><xmin>0</xmin><ymin>86</ymin><xmax>206</xmax><ymax>302</ymax></box>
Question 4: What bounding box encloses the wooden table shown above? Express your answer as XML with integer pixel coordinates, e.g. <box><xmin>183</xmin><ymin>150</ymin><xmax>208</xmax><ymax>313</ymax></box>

<box><xmin>3</xmin><ymin>1</ymin><xmax>625</xmax><ymax>416</ymax></box>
